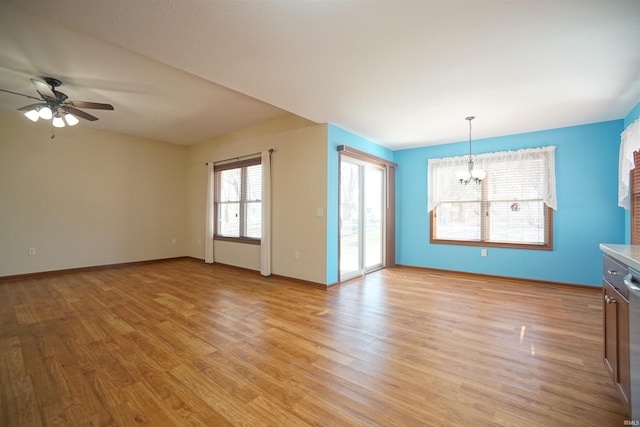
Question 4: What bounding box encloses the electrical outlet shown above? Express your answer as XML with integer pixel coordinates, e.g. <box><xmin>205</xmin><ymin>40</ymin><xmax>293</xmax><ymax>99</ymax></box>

<box><xmin>294</xmin><ymin>250</ymin><xmax>300</xmax><ymax>260</ymax></box>
<box><xmin>481</xmin><ymin>249</ymin><xmax>487</xmax><ymax>257</ymax></box>
<box><xmin>171</xmin><ymin>238</ymin><xmax>177</xmax><ymax>245</ymax></box>
<box><xmin>28</xmin><ymin>248</ymin><xmax>36</xmax><ymax>256</ymax></box>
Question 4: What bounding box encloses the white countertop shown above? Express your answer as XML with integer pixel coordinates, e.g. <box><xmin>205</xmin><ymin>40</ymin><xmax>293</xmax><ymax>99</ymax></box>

<box><xmin>600</xmin><ymin>243</ymin><xmax>640</xmax><ymax>272</ymax></box>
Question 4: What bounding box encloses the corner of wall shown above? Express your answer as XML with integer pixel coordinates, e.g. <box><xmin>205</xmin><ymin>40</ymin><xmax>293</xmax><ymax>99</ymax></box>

<box><xmin>624</xmin><ymin>101</ymin><xmax>640</xmax><ymax>128</ymax></box>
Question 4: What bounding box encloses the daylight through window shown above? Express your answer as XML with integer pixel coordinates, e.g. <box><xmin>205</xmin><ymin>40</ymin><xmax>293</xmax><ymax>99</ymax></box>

<box><xmin>214</xmin><ymin>156</ymin><xmax>262</xmax><ymax>242</ymax></box>
<box><xmin>428</xmin><ymin>146</ymin><xmax>556</xmax><ymax>250</ymax></box>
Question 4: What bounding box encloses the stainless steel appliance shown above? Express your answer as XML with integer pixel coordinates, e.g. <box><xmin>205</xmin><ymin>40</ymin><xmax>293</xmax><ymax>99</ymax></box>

<box><xmin>625</xmin><ymin>268</ymin><xmax>640</xmax><ymax>420</ymax></box>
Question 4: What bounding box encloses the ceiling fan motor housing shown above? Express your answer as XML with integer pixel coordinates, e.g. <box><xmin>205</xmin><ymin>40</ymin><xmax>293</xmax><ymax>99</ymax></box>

<box><xmin>44</xmin><ymin>77</ymin><xmax>62</xmax><ymax>88</ymax></box>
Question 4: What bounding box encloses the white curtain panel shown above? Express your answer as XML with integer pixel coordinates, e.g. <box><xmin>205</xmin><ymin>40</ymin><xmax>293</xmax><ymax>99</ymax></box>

<box><xmin>619</xmin><ymin>117</ymin><xmax>640</xmax><ymax>209</ymax></box>
<box><xmin>204</xmin><ymin>162</ymin><xmax>215</xmax><ymax>264</ymax></box>
<box><xmin>260</xmin><ymin>150</ymin><xmax>272</xmax><ymax>276</ymax></box>
<box><xmin>428</xmin><ymin>146</ymin><xmax>557</xmax><ymax>212</ymax></box>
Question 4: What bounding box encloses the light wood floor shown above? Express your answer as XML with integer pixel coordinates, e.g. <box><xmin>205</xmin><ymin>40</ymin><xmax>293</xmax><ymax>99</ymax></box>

<box><xmin>0</xmin><ymin>259</ymin><xmax>628</xmax><ymax>426</ymax></box>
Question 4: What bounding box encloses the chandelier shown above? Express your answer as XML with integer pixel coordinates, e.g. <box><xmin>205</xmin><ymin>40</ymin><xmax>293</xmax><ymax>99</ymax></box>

<box><xmin>456</xmin><ymin>116</ymin><xmax>486</xmax><ymax>184</ymax></box>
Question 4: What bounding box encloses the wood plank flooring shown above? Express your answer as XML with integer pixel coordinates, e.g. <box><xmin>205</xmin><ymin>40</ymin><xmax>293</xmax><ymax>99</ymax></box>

<box><xmin>0</xmin><ymin>259</ymin><xmax>629</xmax><ymax>426</ymax></box>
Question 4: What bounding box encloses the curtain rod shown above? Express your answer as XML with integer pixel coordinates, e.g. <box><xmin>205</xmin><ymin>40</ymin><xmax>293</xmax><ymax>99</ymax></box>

<box><xmin>337</xmin><ymin>145</ymin><xmax>397</xmax><ymax>168</ymax></box>
<box><xmin>206</xmin><ymin>148</ymin><xmax>274</xmax><ymax>165</ymax></box>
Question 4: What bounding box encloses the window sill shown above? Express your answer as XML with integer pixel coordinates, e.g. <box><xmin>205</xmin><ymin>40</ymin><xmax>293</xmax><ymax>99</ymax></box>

<box><xmin>430</xmin><ymin>238</ymin><xmax>552</xmax><ymax>251</ymax></box>
<box><xmin>214</xmin><ymin>236</ymin><xmax>261</xmax><ymax>245</ymax></box>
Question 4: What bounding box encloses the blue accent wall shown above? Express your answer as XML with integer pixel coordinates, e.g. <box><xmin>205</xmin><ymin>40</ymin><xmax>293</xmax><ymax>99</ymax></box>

<box><xmin>625</xmin><ymin>101</ymin><xmax>640</xmax><ymax>128</ymax></box>
<box><xmin>395</xmin><ymin>120</ymin><xmax>625</xmax><ymax>286</ymax></box>
<box><xmin>327</xmin><ymin>124</ymin><xmax>394</xmax><ymax>284</ymax></box>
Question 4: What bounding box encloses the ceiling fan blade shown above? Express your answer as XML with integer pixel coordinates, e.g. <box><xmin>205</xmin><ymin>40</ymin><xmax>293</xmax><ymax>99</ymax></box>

<box><xmin>70</xmin><ymin>101</ymin><xmax>114</xmax><ymax>110</ymax></box>
<box><xmin>66</xmin><ymin>106</ymin><xmax>99</xmax><ymax>121</ymax></box>
<box><xmin>17</xmin><ymin>103</ymin><xmax>45</xmax><ymax>111</ymax></box>
<box><xmin>31</xmin><ymin>79</ymin><xmax>56</xmax><ymax>100</ymax></box>
<box><xmin>0</xmin><ymin>88</ymin><xmax>42</xmax><ymax>101</ymax></box>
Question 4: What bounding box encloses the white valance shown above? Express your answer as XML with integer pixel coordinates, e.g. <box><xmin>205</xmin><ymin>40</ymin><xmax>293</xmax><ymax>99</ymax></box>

<box><xmin>619</xmin><ymin>117</ymin><xmax>640</xmax><ymax>209</ymax></box>
<box><xmin>428</xmin><ymin>146</ymin><xmax>557</xmax><ymax>212</ymax></box>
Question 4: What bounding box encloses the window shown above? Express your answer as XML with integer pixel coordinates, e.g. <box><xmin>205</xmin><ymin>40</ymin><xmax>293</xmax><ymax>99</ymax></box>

<box><xmin>214</xmin><ymin>157</ymin><xmax>262</xmax><ymax>243</ymax></box>
<box><xmin>428</xmin><ymin>146</ymin><xmax>556</xmax><ymax>250</ymax></box>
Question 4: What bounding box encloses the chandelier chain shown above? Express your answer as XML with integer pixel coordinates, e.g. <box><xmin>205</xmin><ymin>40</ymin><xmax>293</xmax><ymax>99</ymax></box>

<box><xmin>466</xmin><ymin>115</ymin><xmax>475</xmax><ymax>161</ymax></box>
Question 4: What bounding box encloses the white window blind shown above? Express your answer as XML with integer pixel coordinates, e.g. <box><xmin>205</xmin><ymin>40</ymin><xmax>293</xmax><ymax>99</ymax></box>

<box><xmin>428</xmin><ymin>146</ymin><xmax>556</xmax><ymax>246</ymax></box>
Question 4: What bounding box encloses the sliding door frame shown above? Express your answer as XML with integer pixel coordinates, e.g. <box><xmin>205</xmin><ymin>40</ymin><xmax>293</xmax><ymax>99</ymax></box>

<box><xmin>338</xmin><ymin>145</ymin><xmax>397</xmax><ymax>282</ymax></box>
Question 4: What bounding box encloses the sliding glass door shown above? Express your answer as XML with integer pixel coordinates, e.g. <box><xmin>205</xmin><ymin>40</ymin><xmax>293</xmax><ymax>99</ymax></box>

<box><xmin>340</xmin><ymin>156</ymin><xmax>385</xmax><ymax>281</ymax></box>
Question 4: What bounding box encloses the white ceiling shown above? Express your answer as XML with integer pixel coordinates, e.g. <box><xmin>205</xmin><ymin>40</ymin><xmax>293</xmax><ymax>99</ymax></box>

<box><xmin>1</xmin><ymin>0</ymin><xmax>639</xmax><ymax>150</ymax></box>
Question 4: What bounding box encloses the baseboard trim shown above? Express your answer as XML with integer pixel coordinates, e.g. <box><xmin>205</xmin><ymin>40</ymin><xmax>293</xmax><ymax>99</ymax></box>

<box><xmin>0</xmin><ymin>256</ymin><xmax>337</xmax><ymax>290</ymax></box>
<box><xmin>393</xmin><ymin>264</ymin><xmax>600</xmax><ymax>292</ymax></box>
<box><xmin>193</xmin><ymin>260</ymin><xmax>332</xmax><ymax>289</ymax></box>
<box><xmin>1</xmin><ymin>258</ymin><xmax>596</xmax><ymax>292</ymax></box>
<box><xmin>0</xmin><ymin>256</ymin><xmax>193</xmax><ymax>283</ymax></box>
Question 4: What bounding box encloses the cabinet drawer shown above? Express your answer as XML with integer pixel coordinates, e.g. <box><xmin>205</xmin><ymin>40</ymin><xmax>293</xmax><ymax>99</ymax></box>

<box><xmin>603</xmin><ymin>255</ymin><xmax>628</xmax><ymax>298</ymax></box>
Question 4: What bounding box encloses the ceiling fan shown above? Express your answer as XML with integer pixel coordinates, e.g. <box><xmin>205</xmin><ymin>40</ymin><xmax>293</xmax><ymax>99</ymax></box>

<box><xmin>0</xmin><ymin>77</ymin><xmax>114</xmax><ymax>128</ymax></box>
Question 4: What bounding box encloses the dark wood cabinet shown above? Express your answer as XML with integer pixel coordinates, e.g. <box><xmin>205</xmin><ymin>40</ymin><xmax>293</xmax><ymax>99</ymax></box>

<box><xmin>603</xmin><ymin>280</ymin><xmax>618</xmax><ymax>376</ymax></box>
<box><xmin>602</xmin><ymin>255</ymin><xmax>631</xmax><ymax>414</ymax></box>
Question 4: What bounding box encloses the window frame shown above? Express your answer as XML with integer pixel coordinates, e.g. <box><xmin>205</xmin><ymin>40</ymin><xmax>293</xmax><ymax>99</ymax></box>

<box><xmin>428</xmin><ymin>146</ymin><xmax>555</xmax><ymax>251</ymax></box>
<box><xmin>430</xmin><ymin>202</ymin><xmax>553</xmax><ymax>250</ymax></box>
<box><xmin>214</xmin><ymin>157</ymin><xmax>262</xmax><ymax>245</ymax></box>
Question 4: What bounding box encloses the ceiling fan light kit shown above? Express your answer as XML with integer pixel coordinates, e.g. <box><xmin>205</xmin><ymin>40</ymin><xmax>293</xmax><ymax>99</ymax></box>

<box><xmin>52</xmin><ymin>115</ymin><xmax>65</xmax><ymax>128</ymax></box>
<box><xmin>0</xmin><ymin>77</ymin><xmax>114</xmax><ymax>135</ymax></box>
<box><xmin>24</xmin><ymin>108</ymin><xmax>40</xmax><ymax>122</ymax></box>
<box><xmin>64</xmin><ymin>113</ymin><xmax>79</xmax><ymax>126</ymax></box>
<box><xmin>39</xmin><ymin>105</ymin><xmax>53</xmax><ymax>120</ymax></box>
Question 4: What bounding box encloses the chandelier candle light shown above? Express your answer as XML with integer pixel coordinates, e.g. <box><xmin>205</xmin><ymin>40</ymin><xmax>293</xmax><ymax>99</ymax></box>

<box><xmin>456</xmin><ymin>115</ymin><xmax>486</xmax><ymax>184</ymax></box>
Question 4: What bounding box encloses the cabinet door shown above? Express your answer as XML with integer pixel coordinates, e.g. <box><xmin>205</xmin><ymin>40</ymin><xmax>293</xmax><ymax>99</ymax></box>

<box><xmin>617</xmin><ymin>287</ymin><xmax>631</xmax><ymax>411</ymax></box>
<box><xmin>603</xmin><ymin>280</ymin><xmax>617</xmax><ymax>378</ymax></box>
<box><xmin>603</xmin><ymin>279</ymin><xmax>631</xmax><ymax>413</ymax></box>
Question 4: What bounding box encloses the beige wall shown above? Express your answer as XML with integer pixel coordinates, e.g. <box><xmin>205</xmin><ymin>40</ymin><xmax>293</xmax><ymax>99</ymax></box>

<box><xmin>0</xmin><ymin>112</ymin><xmax>187</xmax><ymax>277</ymax></box>
<box><xmin>0</xmin><ymin>111</ymin><xmax>329</xmax><ymax>285</ymax></box>
<box><xmin>186</xmin><ymin>114</ymin><xmax>329</xmax><ymax>284</ymax></box>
